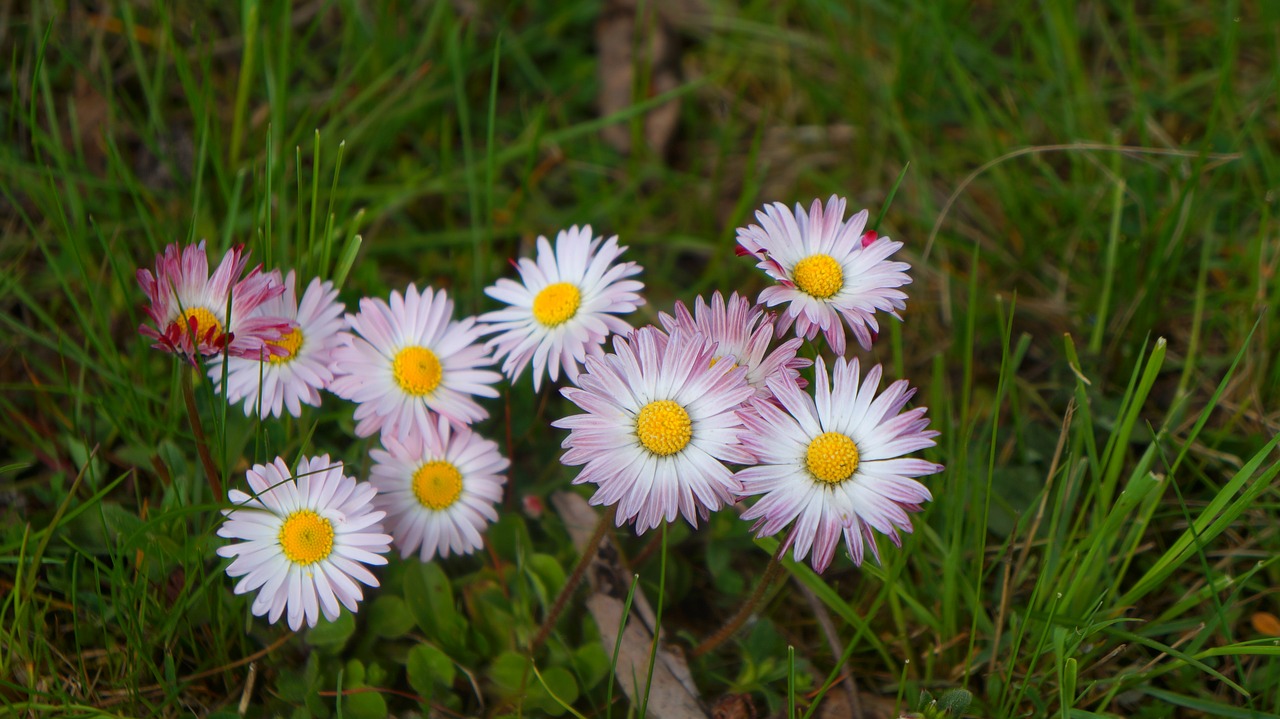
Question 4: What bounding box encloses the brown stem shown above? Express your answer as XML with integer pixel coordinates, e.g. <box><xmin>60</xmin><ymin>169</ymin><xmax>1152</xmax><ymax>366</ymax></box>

<box><xmin>181</xmin><ymin>367</ymin><xmax>223</xmax><ymax>499</ymax></box>
<box><xmin>690</xmin><ymin>540</ymin><xmax>788</xmax><ymax>659</ymax></box>
<box><xmin>530</xmin><ymin>505</ymin><xmax>616</xmax><ymax>651</ymax></box>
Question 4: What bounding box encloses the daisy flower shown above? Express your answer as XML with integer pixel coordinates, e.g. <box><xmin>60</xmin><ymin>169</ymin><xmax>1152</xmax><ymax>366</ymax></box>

<box><xmin>736</xmin><ymin>357</ymin><xmax>942</xmax><ymax>573</ymax></box>
<box><xmin>736</xmin><ymin>195</ymin><xmax>912</xmax><ymax>355</ymax></box>
<box><xmin>216</xmin><ymin>454</ymin><xmax>392</xmax><ymax>631</ymax></box>
<box><xmin>208</xmin><ymin>271</ymin><xmax>347</xmax><ymax>418</ymax></box>
<box><xmin>329</xmin><ymin>284</ymin><xmax>502</xmax><ymax>436</ymax></box>
<box><xmin>369</xmin><ymin>415</ymin><xmax>509</xmax><ymax>560</ymax></box>
<box><xmin>552</xmin><ymin>326</ymin><xmax>756</xmax><ymax>533</ymax></box>
<box><xmin>137</xmin><ymin>240</ymin><xmax>292</xmax><ymax>363</ymax></box>
<box><xmin>657</xmin><ymin>291</ymin><xmax>810</xmax><ymax>400</ymax></box>
<box><xmin>479</xmin><ymin>225</ymin><xmax>644</xmax><ymax>391</ymax></box>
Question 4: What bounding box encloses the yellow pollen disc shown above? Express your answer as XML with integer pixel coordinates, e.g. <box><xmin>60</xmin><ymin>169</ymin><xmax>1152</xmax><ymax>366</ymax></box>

<box><xmin>532</xmin><ymin>282</ymin><xmax>582</xmax><ymax>327</ymax></box>
<box><xmin>793</xmin><ymin>254</ymin><xmax>844</xmax><ymax>299</ymax></box>
<box><xmin>179</xmin><ymin>307</ymin><xmax>223</xmax><ymax>339</ymax></box>
<box><xmin>412</xmin><ymin>460</ymin><xmax>464</xmax><ymax>510</ymax></box>
<box><xmin>635</xmin><ymin>400</ymin><xmax>693</xmax><ymax>457</ymax></box>
<box><xmin>266</xmin><ymin>327</ymin><xmax>304</xmax><ymax>364</ymax></box>
<box><xmin>278</xmin><ymin>510</ymin><xmax>335</xmax><ymax>565</ymax></box>
<box><xmin>393</xmin><ymin>346</ymin><xmax>443</xmax><ymax>395</ymax></box>
<box><xmin>806</xmin><ymin>432</ymin><xmax>860</xmax><ymax>485</ymax></box>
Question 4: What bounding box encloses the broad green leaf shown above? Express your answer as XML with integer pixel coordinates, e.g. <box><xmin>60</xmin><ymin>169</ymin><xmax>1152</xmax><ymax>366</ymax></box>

<box><xmin>526</xmin><ymin>553</ymin><xmax>566</xmax><ymax>608</ymax></box>
<box><xmin>367</xmin><ymin>595</ymin><xmax>415</xmax><ymax>639</ymax></box>
<box><xmin>489</xmin><ymin>650</ymin><xmax>532</xmax><ymax>695</ymax></box>
<box><xmin>572</xmin><ymin>642</ymin><xmax>610</xmax><ymax>692</ymax></box>
<box><xmin>530</xmin><ymin>664</ymin><xmax>579</xmax><ymax>716</ymax></box>
<box><xmin>344</xmin><ymin>658</ymin><xmax>366</xmax><ymax>687</ymax></box>
<box><xmin>404</xmin><ymin>561</ymin><xmax>465</xmax><ymax>652</ymax></box>
<box><xmin>407</xmin><ymin>643</ymin><xmax>456</xmax><ymax>702</ymax></box>
<box><xmin>307</xmin><ymin>610</ymin><xmax>356</xmax><ymax>651</ymax></box>
<box><xmin>341</xmin><ymin>689</ymin><xmax>387</xmax><ymax>719</ymax></box>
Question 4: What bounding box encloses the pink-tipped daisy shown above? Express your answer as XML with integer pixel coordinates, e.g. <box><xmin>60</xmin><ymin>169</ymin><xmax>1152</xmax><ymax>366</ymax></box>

<box><xmin>479</xmin><ymin>225</ymin><xmax>644</xmax><ymax>391</ymax></box>
<box><xmin>216</xmin><ymin>454</ymin><xmax>392</xmax><ymax>631</ymax></box>
<box><xmin>137</xmin><ymin>240</ymin><xmax>292</xmax><ymax>363</ymax></box>
<box><xmin>369</xmin><ymin>415</ymin><xmax>509</xmax><ymax>561</ymax></box>
<box><xmin>209</xmin><ymin>271</ymin><xmax>348</xmax><ymax>418</ymax></box>
<box><xmin>657</xmin><ymin>291</ymin><xmax>811</xmax><ymax>401</ymax></box>
<box><xmin>552</xmin><ymin>326</ymin><xmax>756</xmax><ymax>533</ymax></box>
<box><xmin>328</xmin><ymin>284</ymin><xmax>502</xmax><ymax>437</ymax></box>
<box><xmin>736</xmin><ymin>196</ymin><xmax>912</xmax><ymax>355</ymax></box>
<box><xmin>736</xmin><ymin>357</ymin><xmax>942</xmax><ymax>573</ymax></box>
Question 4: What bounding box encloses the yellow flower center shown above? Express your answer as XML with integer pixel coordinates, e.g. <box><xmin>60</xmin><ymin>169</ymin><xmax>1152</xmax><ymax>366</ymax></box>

<box><xmin>806</xmin><ymin>432</ymin><xmax>860</xmax><ymax>485</ymax></box>
<box><xmin>278</xmin><ymin>510</ymin><xmax>335</xmax><ymax>565</ymax></box>
<box><xmin>793</xmin><ymin>254</ymin><xmax>844</xmax><ymax>299</ymax></box>
<box><xmin>412</xmin><ymin>460</ymin><xmax>464</xmax><ymax>510</ymax></box>
<box><xmin>532</xmin><ymin>282</ymin><xmax>581</xmax><ymax>327</ymax></box>
<box><xmin>266</xmin><ymin>327</ymin><xmax>304</xmax><ymax>364</ymax></box>
<box><xmin>178</xmin><ymin>307</ymin><xmax>223</xmax><ymax>340</ymax></box>
<box><xmin>393</xmin><ymin>346</ymin><xmax>443</xmax><ymax>395</ymax></box>
<box><xmin>635</xmin><ymin>400</ymin><xmax>693</xmax><ymax>457</ymax></box>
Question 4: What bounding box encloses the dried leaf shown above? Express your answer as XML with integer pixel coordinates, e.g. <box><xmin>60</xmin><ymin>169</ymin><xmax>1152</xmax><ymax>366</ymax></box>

<box><xmin>595</xmin><ymin>0</ymin><xmax>691</xmax><ymax>157</ymax></box>
<box><xmin>709</xmin><ymin>693</ymin><xmax>756</xmax><ymax>719</ymax></box>
<box><xmin>816</xmin><ymin>686</ymin><xmax>898</xmax><ymax>719</ymax></box>
<box><xmin>1251</xmin><ymin>611</ymin><xmax>1280</xmax><ymax>636</ymax></box>
<box><xmin>551</xmin><ymin>491</ymin><xmax>707</xmax><ymax>719</ymax></box>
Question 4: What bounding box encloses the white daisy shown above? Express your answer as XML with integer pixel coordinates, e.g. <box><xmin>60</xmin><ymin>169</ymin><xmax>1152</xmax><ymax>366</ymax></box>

<box><xmin>479</xmin><ymin>225</ymin><xmax>644</xmax><ymax>391</ymax></box>
<box><xmin>329</xmin><ymin>284</ymin><xmax>502</xmax><ymax>436</ymax></box>
<box><xmin>736</xmin><ymin>195</ymin><xmax>912</xmax><ymax>355</ymax></box>
<box><xmin>208</xmin><ymin>271</ymin><xmax>347</xmax><ymax>418</ymax></box>
<box><xmin>657</xmin><ymin>291</ymin><xmax>811</xmax><ymax>400</ymax></box>
<box><xmin>369</xmin><ymin>414</ymin><xmax>509</xmax><ymax>560</ymax></box>
<box><xmin>216</xmin><ymin>454</ymin><xmax>392</xmax><ymax>631</ymax></box>
<box><xmin>736</xmin><ymin>357</ymin><xmax>942</xmax><ymax>572</ymax></box>
<box><xmin>552</xmin><ymin>326</ymin><xmax>756</xmax><ymax>533</ymax></box>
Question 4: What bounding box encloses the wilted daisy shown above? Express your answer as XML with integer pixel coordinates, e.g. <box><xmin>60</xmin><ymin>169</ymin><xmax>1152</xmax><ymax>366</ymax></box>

<box><xmin>480</xmin><ymin>226</ymin><xmax>644</xmax><ymax>391</ymax></box>
<box><xmin>137</xmin><ymin>240</ymin><xmax>291</xmax><ymax>363</ymax></box>
<box><xmin>657</xmin><ymin>291</ymin><xmax>810</xmax><ymax>400</ymax></box>
<box><xmin>216</xmin><ymin>454</ymin><xmax>392</xmax><ymax>631</ymax></box>
<box><xmin>329</xmin><ymin>285</ymin><xmax>502</xmax><ymax>436</ymax></box>
<box><xmin>736</xmin><ymin>196</ymin><xmax>911</xmax><ymax>355</ymax></box>
<box><xmin>369</xmin><ymin>415</ymin><xmax>509</xmax><ymax>560</ymax></box>
<box><xmin>737</xmin><ymin>357</ymin><xmax>942</xmax><ymax>572</ymax></box>
<box><xmin>553</xmin><ymin>326</ymin><xmax>755</xmax><ymax>533</ymax></box>
<box><xmin>209</xmin><ymin>271</ymin><xmax>347</xmax><ymax>418</ymax></box>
